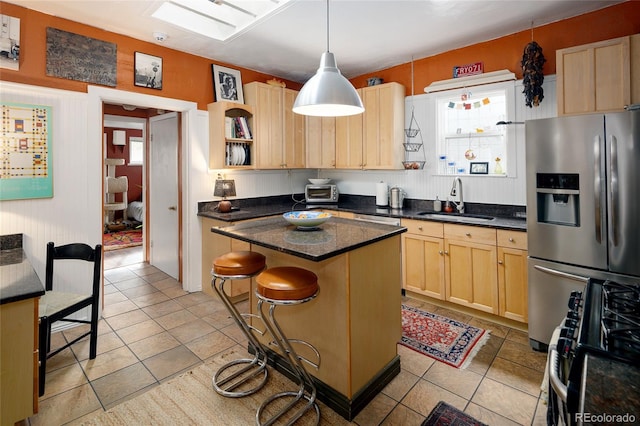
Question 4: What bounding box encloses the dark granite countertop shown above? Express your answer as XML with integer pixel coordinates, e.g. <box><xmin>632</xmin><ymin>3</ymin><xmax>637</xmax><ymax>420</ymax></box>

<box><xmin>198</xmin><ymin>194</ymin><xmax>527</xmax><ymax>231</ymax></box>
<box><xmin>209</xmin><ymin>215</ymin><xmax>406</xmax><ymax>262</ymax></box>
<box><xmin>0</xmin><ymin>234</ymin><xmax>45</xmax><ymax>305</ymax></box>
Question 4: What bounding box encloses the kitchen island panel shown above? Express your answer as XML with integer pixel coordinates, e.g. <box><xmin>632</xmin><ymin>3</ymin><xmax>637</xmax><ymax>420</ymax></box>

<box><xmin>249</xmin><ymin>234</ymin><xmax>402</xmax><ymax>398</ymax></box>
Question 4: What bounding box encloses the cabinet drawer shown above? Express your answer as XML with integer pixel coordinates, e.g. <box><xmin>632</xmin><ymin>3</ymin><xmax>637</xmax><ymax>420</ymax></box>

<box><xmin>401</xmin><ymin>218</ymin><xmax>443</xmax><ymax>238</ymax></box>
<box><xmin>497</xmin><ymin>229</ymin><xmax>527</xmax><ymax>250</ymax></box>
<box><xmin>444</xmin><ymin>224</ymin><xmax>496</xmax><ymax>245</ymax></box>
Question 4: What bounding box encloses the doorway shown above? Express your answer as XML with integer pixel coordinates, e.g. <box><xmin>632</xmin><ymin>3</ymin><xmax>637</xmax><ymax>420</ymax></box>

<box><xmin>101</xmin><ymin>105</ymin><xmax>180</xmax><ymax>280</ymax></box>
<box><xmin>88</xmin><ymin>86</ymin><xmax>199</xmax><ymax>291</ymax></box>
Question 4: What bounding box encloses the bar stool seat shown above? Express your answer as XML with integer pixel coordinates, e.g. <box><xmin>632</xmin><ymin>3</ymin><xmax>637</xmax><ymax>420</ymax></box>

<box><xmin>255</xmin><ymin>266</ymin><xmax>321</xmax><ymax>426</ymax></box>
<box><xmin>211</xmin><ymin>251</ymin><xmax>267</xmax><ymax>398</ymax></box>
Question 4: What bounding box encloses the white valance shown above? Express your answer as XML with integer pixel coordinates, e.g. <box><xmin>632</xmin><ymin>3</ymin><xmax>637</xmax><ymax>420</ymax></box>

<box><xmin>424</xmin><ymin>69</ymin><xmax>516</xmax><ymax>93</ymax></box>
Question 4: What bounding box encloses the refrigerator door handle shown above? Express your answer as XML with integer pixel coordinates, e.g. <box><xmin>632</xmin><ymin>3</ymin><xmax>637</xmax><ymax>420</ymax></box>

<box><xmin>610</xmin><ymin>134</ymin><xmax>619</xmax><ymax>247</ymax></box>
<box><xmin>594</xmin><ymin>135</ymin><xmax>603</xmax><ymax>244</ymax></box>
<box><xmin>533</xmin><ymin>265</ymin><xmax>590</xmax><ymax>283</ymax></box>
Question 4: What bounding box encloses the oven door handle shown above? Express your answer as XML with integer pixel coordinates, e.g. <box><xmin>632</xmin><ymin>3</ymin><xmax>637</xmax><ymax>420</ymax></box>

<box><xmin>534</xmin><ymin>265</ymin><xmax>589</xmax><ymax>283</ymax></box>
<box><xmin>548</xmin><ymin>345</ymin><xmax>568</xmax><ymax>403</ymax></box>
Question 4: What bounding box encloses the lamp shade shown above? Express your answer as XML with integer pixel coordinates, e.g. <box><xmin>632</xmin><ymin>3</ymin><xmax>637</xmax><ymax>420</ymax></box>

<box><xmin>292</xmin><ymin>52</ymin><xmax>364</xmax><ymax>117</ymax></box>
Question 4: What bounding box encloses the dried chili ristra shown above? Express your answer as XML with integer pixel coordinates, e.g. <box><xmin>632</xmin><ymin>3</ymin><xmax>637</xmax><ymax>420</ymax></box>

<box><xmin>521</xmin><ymin>41</ymin><xmax>546</xmax><ymax>108</ymax></box>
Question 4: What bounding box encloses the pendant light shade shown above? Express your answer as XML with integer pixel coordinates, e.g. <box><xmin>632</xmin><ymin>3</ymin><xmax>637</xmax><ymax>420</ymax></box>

<box><xmin>292</xmin><ymin>1</ymin><xmax>364</xmax><ymax>117</ymax></box>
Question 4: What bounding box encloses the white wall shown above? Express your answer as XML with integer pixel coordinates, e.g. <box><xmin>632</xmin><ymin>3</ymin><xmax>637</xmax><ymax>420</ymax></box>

<box><xmin>322</xmin><ymin>77</ymin><xmax>558</xmax><ymax>206</ymax></box>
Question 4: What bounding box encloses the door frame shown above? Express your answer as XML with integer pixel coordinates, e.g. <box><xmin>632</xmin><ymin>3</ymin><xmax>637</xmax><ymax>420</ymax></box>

<box><xmin>88</xmin><ymin>86</ymin><xmax>198</xmax><ymax>290</ymax></box>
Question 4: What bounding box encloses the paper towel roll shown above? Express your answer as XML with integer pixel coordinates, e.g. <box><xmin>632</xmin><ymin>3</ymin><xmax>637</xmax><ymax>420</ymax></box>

<box><xmin>376</xmin><ymin>181</ymin><xmax>388</xmax><ymax>206</ymax></box>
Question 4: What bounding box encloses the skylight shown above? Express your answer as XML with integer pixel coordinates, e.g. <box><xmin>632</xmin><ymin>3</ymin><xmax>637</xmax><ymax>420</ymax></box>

<box><xmin>152</xmin><ymin>0</ymin><xmax>292</xmax><ymax>42</ymax></box>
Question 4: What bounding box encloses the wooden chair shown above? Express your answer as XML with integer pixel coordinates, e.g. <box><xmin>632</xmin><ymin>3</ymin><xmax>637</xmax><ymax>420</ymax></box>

<box><xmin>38</xmin><ymin>242</ymin><xmax>102</xmax><ymax>396</ymax></box>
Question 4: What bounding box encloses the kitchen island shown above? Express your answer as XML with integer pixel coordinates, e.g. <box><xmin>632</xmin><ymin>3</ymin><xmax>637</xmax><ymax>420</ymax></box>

<box><xmin>209</xmin><ymin>215</ymin><xmax>406</xmax><ymax>420</ymax></box>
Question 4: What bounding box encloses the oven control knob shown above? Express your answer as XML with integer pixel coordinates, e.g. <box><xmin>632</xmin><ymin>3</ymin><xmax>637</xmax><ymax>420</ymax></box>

<box><xmin>566</xmin><ymin>310</ymin><xmax>580</xmax><ymax>322</ymax></box>
<box><xmin>568</xmin><ymin>291</ymin><xmax>582</xmax><ymax>310</ymax></box>
<box><xmin>564</xmin><ymin>317</ymin><xmax>578</xmax><ymax>329</ymax></box>
<box><xmin>557</xmin><ymin>337</ymin><xmax>573</xmax><ymax>358</ymax></box>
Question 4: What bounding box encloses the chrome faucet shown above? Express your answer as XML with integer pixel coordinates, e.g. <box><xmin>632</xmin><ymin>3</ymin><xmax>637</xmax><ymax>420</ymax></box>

<box><xmin>450</xmin><ymin>177</ymin><xmax>464</xmax><ymax>213</ymax></box>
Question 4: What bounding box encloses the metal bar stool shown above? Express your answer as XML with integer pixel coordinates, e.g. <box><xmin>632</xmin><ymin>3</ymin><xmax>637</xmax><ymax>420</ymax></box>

<box><xmin>255</xmin><ymin>266</ymin><xmax>321</xmax><ymax>426</ymax></box>
<box><xmin>211</xmin><ymin>251</ymin><xmax>268</xmax><ymax>397</ymax></box>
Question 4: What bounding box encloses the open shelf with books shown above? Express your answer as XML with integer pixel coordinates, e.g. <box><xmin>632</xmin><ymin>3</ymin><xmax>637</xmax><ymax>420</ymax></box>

<box><xmin>208</xmin><ymin>101</ymin><xmax>254</xmax><ymax>169</ymax></box>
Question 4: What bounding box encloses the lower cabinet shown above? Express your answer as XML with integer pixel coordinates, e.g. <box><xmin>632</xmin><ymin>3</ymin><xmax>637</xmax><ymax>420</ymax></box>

<box><xmin>201</xmin><ymin>217</ymin><xmax>252</xmax><ymax>300</ymax></box>
<box><xmin>1</xmin><ymin>297</ymin><xmax>39</xmax><ymax>424</ymax></box>
<box><xmin>401</xmin><ymin>219</ymin><xmax>528</xmax><ymax>323</ymax></box>
<box><xmin>401</xmin><ymin>219</ymin><xmax>445</xmax><ymax>299</ymax></box>
<box><xmin>497</xmin><ymin>229</ymin><xmax>528</xmax><ymax>323</ymax></box>
<box><xmin>444</xmin><ymin>224</ymin><xmax>498</xmax><ymax>314</ymax></box>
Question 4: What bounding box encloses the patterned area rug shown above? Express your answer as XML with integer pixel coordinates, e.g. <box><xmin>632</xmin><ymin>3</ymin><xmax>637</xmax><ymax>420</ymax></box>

<box><xmin>103</xmin><ymin>229</ymin><xmax>142</xmax><ymax>251</ymax></box>
<box><xmin>401</xmin><ymin>304</ymin><xmax>489</xmax><ymax>369</ymax></box>
<box><xmin>422</xmin><ymin>401</ymin><xmax>487</xmax><ymax>426</ymax></box>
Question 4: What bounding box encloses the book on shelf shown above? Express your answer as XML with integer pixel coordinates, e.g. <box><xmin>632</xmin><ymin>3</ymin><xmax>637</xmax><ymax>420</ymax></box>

<box><xmin>238</xmin><ymin>117</ymin><xmax>252</xmax><ymax>139</ymax></box>
<box><xmin>225</xmin><ymin>117</ymin><xmax>233</xmax><ymax>139</ymax></box>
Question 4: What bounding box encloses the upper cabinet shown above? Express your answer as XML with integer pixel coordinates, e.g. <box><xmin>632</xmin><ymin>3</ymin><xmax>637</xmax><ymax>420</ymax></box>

<box><xmin>244</xmin><ymin>82</ymin><xmax>305</xmax><ymax>169</ymax></box>
<box><xmin>557</xmin><ymin>35</ymin><xmax>640</xmax><ymax>116</ymax></box>
<box><xmin>306</xmin><ymin>116</ymin><xmax>336</xmax><ymax>168</ymax></box>
<box><xmin>335</xmin><ymin>83</ymin><xmax>405</xmax><ymax>169</ymax></box>
<box><xmin>208</xmin><ymin>101</ymin><xmax>254</xmax><ymax>169</ymax></box>
<box><xmin>362</xmin><ymin>82</ymin><xmax>406</xmax><ymax>169</ymax></box>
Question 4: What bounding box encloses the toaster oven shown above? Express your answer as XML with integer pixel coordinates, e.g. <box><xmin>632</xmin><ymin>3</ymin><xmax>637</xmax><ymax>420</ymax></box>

<box><xmin>305</xmin><ymin>184</ymin><xmax>339</xmax><ymax>203</ymax></box>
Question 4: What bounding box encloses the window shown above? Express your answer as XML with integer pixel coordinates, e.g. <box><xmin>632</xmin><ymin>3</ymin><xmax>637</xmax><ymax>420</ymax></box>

<box><xmin>435</xmin><ymin>83</ymin><xmax>512</xmax><ymax>176</ymax></box>
<box><xmin>128</xmin><ymin>137</ymin><xmax>143</xmax><ymax>166</ymax></box>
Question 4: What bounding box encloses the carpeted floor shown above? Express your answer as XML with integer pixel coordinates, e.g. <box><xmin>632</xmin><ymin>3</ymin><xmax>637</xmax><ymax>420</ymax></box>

<box><xmin>400</xmin><ymin>304</ymin><xmax>490</xmax><ymax>369</ymax></box>
<box><xmin>103</xmin><ymin>229</ymin><xmax>142</xmax><ymax>251</ymax></box>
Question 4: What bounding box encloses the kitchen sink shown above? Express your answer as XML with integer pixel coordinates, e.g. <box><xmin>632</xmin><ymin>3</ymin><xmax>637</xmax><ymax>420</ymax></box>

<box><xmin>416</xmin><ymin>212</ymin><xmax>496</xmax><ymax>223</ymax></box>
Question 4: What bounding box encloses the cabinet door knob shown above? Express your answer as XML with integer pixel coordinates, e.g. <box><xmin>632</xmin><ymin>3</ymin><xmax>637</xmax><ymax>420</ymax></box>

<box><xmin>418</xmin><ymin>226</ymin><xmax>423</xmax><ymax>231</ymax></box>
<box><xmin>439</xmin><ymin>250</ymin><xmax>443</xmax><ymax>255</ymax></box>
<box><xmin>465</xmin><ymin>232</ymin><xmax>471</xmax><ymax>237</ymax></box>
<box><xmin>444</xmin><ymin>250</ymin><xmax>449</xmax><ymax>255</ymax></box>
<box><xmin>509</xmin><ymin>237</ymin><xmax>514</xmax><ymax>242</ymax></box>
<box><xmin>498</xmin><ymin>260</ymin><xmax>504</xmax><ymax>264</ymax></box>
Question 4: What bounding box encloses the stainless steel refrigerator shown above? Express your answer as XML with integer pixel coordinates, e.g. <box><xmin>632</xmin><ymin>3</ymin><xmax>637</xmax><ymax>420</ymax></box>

<box><xmin>525</xmin><ymin>109</ymin><xmax>640</xmax><ymax>351</ymax></box>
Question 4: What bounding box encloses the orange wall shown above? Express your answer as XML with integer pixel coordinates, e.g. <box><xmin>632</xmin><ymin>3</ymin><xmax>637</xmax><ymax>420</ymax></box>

<box><xmin>1</xmin><ymin>1</ymin><xmax>639</xmax><ymax>102</ymax></box>
<box><xmin>351</xmin><ymin>1</ymin><xmax>640</xmax><ymax>96</ymax></box>
<box><xmin>0</xmin><ymin>2</ymin><xmax>302</xmax><ymax>110</ymax></box>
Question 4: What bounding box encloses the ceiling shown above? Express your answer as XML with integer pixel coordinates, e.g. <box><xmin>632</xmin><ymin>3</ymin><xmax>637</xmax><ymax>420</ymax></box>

<box><xmin>8</xmin><ymin>0</ymin><xmax>624</xmax><ymax>83</ymax></box>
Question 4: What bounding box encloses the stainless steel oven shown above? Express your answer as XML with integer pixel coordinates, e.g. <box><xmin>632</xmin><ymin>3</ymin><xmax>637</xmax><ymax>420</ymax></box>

<box><xmin>547</xmin><ymin>279</ymin><xmax>640</xmax><ymax>425</ymax></box>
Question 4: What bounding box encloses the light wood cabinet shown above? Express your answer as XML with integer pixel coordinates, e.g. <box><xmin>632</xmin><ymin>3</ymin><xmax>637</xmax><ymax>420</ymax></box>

<box><xmin>497</xmin><ymin>229</ymin><xmax>528</xmax><ymax>323</ymax></box>
<box><xmin>335</xmin><ymin>90</ymin><xmax>364</xmax><ymax>169</ymax></box>
<box><xmin>1</xmin><ymin>298</ymin><xmax>39</xmax><ymax>424</ymax></box>
<box><xmin>403</xmin><ymin>222</ymin><xmax>529</xmax><ymax>322</ymax></box>
<box><xmin>244</xmin><ymin>82</ymin><xmax>305</xmax><ymax>169</ymax></box>
<box><xmin>306</xmin><ymin>116</ymin><xmax>336</xmax><ymax>168</ymax></box>
<box><xmin>335</xmin><ymin>83</ymin><xmax>405</xmax><ymax>170</ymax></box>
<box><xmin>444</xmin><ymin>224</ymin><xmax>498</xmax><ymax>314</ymax></box>
<box><xmin>401</xmin><ymin>219</ymin><xmax>445</xmax><ymax>299</ymax></box>
<box><xmin>557</xmin><ymin>36</ymin><xmax>633</xmax><ymax>115</ymax></box>
<box><xmin>208</xmin><ymin>102</ymin><xmax>254</xmax><ymax>169</ymax></box>
<box><xmin>201</xmin><ymin>217</ymin><xmax>252</xmax><ymax>300</ymax></box>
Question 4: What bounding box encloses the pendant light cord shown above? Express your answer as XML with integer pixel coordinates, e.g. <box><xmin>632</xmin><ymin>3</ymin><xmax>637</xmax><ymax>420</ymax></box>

<box><xmin>326</xmin><ymin>0</ymin><xmax>330</xmax><ymax>52</ymax></box>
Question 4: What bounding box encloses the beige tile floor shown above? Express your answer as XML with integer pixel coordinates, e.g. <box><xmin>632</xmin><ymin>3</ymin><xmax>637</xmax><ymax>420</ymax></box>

<box><xmin>24</xmin><ymin>246</ymin><xmax>549</xmax><ymax>425</ymax></box>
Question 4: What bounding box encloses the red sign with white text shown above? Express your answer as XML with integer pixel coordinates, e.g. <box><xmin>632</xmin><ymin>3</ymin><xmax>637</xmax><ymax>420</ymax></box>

<box><xmin>453</xmin><ymin>62</ymin><xmax>484</xmax><ymax>78</ymax></box>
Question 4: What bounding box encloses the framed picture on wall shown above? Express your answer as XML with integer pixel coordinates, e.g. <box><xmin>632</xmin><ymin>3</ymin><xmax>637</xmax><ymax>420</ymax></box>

<box><xmin>134</xmin><ymin>52</ymin><xmax>163</xmax><ymax>89</ymax></box>
<box><xmin>470</xmin><ymin>162</ymin><xmax>489</xmax><ymax>174</ymax></box>
<box><xmin>212</xmin><ymin>64</ymin><xmax>243</xmax><ymax>103</ymax></box>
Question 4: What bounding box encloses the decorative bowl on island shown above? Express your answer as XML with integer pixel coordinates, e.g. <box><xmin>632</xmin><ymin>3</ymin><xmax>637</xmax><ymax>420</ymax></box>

<box><xmin>283</xmin><ymin>211</ymin><xmax>332</xmax><ymax>229</ymax></box>
<box><xmin>308</xmin><ymin>178</ymin><xmax>331</xmax><ymax>185</ymax></box>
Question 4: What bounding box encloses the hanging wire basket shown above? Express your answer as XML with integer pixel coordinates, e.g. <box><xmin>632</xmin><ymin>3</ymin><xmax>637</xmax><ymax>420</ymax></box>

<box><xmin>404</xmin><ymin>109</ymin><xmax>421</xmax><ymax>139</ymax></box>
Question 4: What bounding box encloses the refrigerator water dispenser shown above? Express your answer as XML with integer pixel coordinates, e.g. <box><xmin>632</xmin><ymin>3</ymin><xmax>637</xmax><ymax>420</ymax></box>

<box><xmin>536</xmin><ymin>173</ymin><xmax>580</xmax><ymax>226</ymax></box>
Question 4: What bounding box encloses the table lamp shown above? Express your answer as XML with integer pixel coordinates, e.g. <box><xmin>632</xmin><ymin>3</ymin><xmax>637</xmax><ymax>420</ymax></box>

<box><xmin>214</xmin><ymin>178</ymin><xmax>236</xmax><ymax>213</ymax></box>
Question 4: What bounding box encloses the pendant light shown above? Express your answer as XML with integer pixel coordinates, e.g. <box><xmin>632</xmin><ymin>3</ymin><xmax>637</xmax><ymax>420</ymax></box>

<box><xmin>292</xmin><ymin>0</ymin><xmax>364</xmax><ymax>117</ymax></box>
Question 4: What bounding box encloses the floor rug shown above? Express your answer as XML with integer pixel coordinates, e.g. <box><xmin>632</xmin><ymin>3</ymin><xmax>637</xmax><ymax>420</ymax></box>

<box><xmin>422</xmin><ymin>401</ymin><xmax>487</xmax><ymax>426</ymax></box>
<box><xmin>103</xmin><ymin>229</ymin><xmax>142</xmax><ymax>251</ymax></box>
<box><xmin>401</xmin><ymin>304</ymin><xmax>489</xmax><ymax>369</ymax></box>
